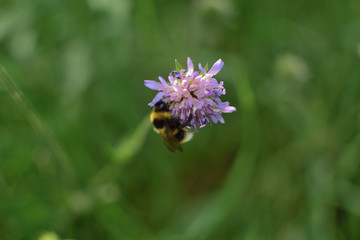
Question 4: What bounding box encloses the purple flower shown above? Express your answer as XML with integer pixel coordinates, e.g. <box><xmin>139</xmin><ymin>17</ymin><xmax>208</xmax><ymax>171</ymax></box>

<box><xmin>145</xmin><ymin>57</ymin><xmax>236</xmax><ymax>130</ymax></box>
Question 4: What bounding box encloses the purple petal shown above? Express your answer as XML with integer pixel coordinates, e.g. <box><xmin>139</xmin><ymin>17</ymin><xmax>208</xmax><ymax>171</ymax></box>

<box><xmin>144</xmin><ymin>80</ymin><xmax>164</xmax><ymax>90</ymax></box>
<box><xmin>180</xmin><ymin>111</ymin><xmax>185</xmax><ymax>121</ymax></box>
<box><xmin>194</xmin><ymin>90</ymin><xmax>207</xmax><ymax>98</ymax></box>
<box><xmin>214</xmin><ymin>112</ymin><xmax>225</xmax><ymax>123</ymax></box>
<box><xmin>186</xmin><ymin>57</ymin><xmax>194</xmax><ymax>76</ymax></box>
<box><xmin>168</xmin><ymin>74</ymin><xmax>176</xmax><ymax>84</ymax></box>
<box><xmin>182</xmin><ymin>79</ymin><xmax>189</xmax><ymax>88</ymax></box>
<box><xmin>148</xmin><ymin>92</ymin><xmax>165</xmax><ymax>106</ymax></box>
<box><xmin>210</xmin><ymin>78</ymin><xmax>219</xmax><ymax>85</ymax></box>
<box><xmin>216</xmin><ymin>100</ymin><xmax>236</xmax><ymax>113</ymax></box>
<box><xmin>198</xmin><ymin>63</ymin><xmax>206</xmax><ymax>74</ymax></box>
<box><xmin>207</xmin><ymin>59</ymin><xmax>224</xmax><ymax>76</ymax></box>
<box><xmin>209</xmin><ymin>114</ymin><xmax>218</xmax><ymax>124</ymax></box>
<box><xmin>214</xmin><ymin>97</ymin><xmax>223</xmax><ymax>105</ymax></box>
<box><xmin>223</xmin><ymin>106</ymin><xmax>236</xmax><ymax>113</ymax></box>
<box><xmin>158</xmin><ymin>76</ymin><xmax>168</xmax><ymax>85</ymax></box>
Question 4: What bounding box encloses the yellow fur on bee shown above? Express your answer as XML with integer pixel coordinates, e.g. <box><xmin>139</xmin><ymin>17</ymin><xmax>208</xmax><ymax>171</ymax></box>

<box><xmin>150</xmin><ymin>111</ymin><xmax>172</xmax><ymax>122</ymax></box>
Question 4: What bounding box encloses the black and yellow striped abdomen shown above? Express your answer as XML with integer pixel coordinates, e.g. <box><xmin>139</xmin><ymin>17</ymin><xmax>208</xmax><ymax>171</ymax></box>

<box><xmin>150</xmin><ymin>111</ymin><xmax>172</xmax><ymax>131</ymax></box>
<box><xmin>150</xmin><ymin>100</ymin><xmax>193</xmax><ymax>151</ymax></box>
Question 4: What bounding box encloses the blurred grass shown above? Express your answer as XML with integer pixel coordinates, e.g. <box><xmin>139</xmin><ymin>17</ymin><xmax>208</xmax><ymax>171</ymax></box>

<box><xmin>1</xmin><ymin>0</ymin><xmax>360</xmax><ymax>239</ymax></box>
<box><xmin>0</xmin><ymin>66</ymin><xmax>76</xmax><ymax>186</ymax></box>
<box><xmin>112</xmin><ymin>114</ymin><xmax>151</xmax><ymax>164</ymax></box>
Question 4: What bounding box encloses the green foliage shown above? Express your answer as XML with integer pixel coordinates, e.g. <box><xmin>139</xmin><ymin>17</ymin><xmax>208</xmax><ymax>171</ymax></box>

<box><xmin>0</xmin><ymin>0</ymin><xmax>360</xmax><ymax>239</ymax></box>
<box><xmin>174</xmin><ymin>59</ymin><xmax>182</xmax><ymax>72</ymax></box>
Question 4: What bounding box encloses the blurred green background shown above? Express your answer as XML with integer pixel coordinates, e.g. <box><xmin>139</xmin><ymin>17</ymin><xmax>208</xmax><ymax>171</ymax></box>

<box><xmin>1</xmin><ymin>0</ymin><xmax>360</xmax><ymax>239</ymax></box>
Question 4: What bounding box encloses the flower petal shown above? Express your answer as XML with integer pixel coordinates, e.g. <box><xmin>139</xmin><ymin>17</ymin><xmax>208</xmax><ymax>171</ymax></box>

<box><xmin>208</xmin><ymin>114</ymin><xmax>218</xmax><ymax>124</ymax></box>
<box><xmin>186</xmin><ymin>57</ymin><xmax>194</xmax><ymax>76</ymax></box>
<box><xmin>148</xmin><ymin>92</ymin><xmax>165</xmax><ymax>106</ymax></box>
<box><xmin>158</xmin><ymin>76</ymin><xmax>168</xmax><ymax>85</ymax></box>
<box><xmin>214</xmin><ymin>112</ymin><xmax>225</xmax><ymax>123</ymax></box>
<box><xmin>168</xmin><ymin>74</ymin><xmax>176</xmax><ymax>84</ymax></box>
<box><xmin>223</xmin><ymin>106</ymin><xmax>237</xmax><ymax>113</ymax></box>
<box><xmin>207</xmin><ymin>59</ymin><xmax>224</xmax><ymax>76</ymax></box>
<box><xmin>194</xmin><ymin>90</ymin><xmax>207</xmax><ymax>98</ymax></box>
<box><xmin>198</xmin><ymin>63</ymin><xmax>206</xmax><ymax>74</ymax></box>
<box><xmin>144</xmin><ymin>80</ymin><xmax>163</xmax><ymax>90</ymax></box>
<box><xmin>182</xmin><ymin>79</ymin><xmax>189</xmax><ymax>88</ymax></box>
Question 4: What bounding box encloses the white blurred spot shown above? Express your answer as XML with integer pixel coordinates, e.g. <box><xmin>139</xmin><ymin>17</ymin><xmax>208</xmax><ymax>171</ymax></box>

<box><xmin>357</xmin><ymin>43</ymin><xmax>360</xmax><ymax>58</ymax></box>
<box><xmin>38</xmin><ymin>231</ymin><xmax>59</xmax><ymax>240</ymax></box>
<box><xmin>275</xmin><ymin>53</ymin><xmax>310</xmax><ymax>82</ymax></box>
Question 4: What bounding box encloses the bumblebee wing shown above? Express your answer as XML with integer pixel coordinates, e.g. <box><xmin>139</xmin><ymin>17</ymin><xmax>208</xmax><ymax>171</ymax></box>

<box><xmin>159</xmin><ymin>129</ymin><xmax>183</xmax><ymax>152</ymax></box>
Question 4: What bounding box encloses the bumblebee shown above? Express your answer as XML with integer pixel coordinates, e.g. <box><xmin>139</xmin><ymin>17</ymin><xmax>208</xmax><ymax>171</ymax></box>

<box><xmin>150</xmin><ymin>100</ymin><xmax>193</xmax><ymax>152</ymax></box>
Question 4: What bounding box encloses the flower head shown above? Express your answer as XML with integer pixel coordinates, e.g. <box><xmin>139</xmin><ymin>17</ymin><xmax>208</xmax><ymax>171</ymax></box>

<box><xmin>145</xmin><ymin>57</ymin><xmax>236</xmax><ymax>130</ymax></box>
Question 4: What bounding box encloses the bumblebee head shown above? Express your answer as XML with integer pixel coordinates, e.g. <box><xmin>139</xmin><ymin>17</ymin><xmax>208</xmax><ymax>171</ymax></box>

<box><xmin>153</xmin><ymin>100</ymin><xmax>169</xmax><ymax>112</ymax></box>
